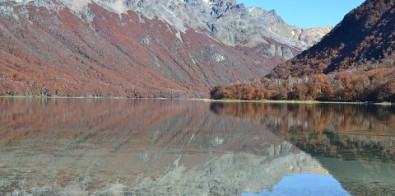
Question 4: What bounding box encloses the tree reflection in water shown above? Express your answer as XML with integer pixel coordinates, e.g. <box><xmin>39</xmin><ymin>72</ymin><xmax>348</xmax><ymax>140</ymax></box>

<box><xmin>210</xmin><ymin>102</ymin><xmax>395</xmax><ymax>195</ymax></box>
<box><xmin>0</xmin><ymin>98</ymin><xmax>330</xmax><ymax>195</ymax></box>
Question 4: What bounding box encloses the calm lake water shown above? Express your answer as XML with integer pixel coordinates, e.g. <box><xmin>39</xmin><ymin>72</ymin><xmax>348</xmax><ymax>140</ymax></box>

<box><xmin>0</xmin><ymin>98</ymin><xmax>394</xmax><ymax>196</ymax></box>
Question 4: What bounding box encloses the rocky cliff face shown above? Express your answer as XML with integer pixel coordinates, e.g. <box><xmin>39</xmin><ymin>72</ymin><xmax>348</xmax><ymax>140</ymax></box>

<box><xmin>0</xmin><ymin>0</ymin><xmax>330</xmax><ymax>98</ymax></box>
<box><xmin>76</xmin><ymin>0</ymin><xmax>331</xmax><ymax>50</ymax></box>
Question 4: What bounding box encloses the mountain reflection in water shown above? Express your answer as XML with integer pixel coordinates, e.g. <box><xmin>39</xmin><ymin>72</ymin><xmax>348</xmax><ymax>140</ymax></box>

<box><xmin>211</xmin><ymin>102</ymin><xmax>395</xmax><ymax>196</ymax></box>
<box><xmin>0</xmin><ymin>98</ymin><xmax>327</xmax><ymax>195</ymax></box>
<box><xmin>0</xmin><ymin>99</ymin><xmax>392</xmax><ymax>195</ymax></box>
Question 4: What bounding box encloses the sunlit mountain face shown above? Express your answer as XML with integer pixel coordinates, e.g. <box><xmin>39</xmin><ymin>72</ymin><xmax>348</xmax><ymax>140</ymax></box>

<box><xmin>0</xmin><ymin>0</ymin><xmax>330</xmax><ymax>98</ymax></box>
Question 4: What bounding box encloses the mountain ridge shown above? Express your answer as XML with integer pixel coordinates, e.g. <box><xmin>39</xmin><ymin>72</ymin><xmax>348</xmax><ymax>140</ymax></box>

<box><xmin>10</xmin><ymin>0</ymin><xmax>331</xmax><ymax>50</ymax></box>
<box><xmin>270</xmin><ymin>0</ymin><xmax>395</xmax><ymax>78</ymax></box>
<box><xmin>211</xmin><ymin>0</ymin><xmax>395</xmax><ymax>102</ymax></box>
<box><xmin>0</xmin><ymin>0</ymin><xmax>330</xmax><ymax>98</ymax></box>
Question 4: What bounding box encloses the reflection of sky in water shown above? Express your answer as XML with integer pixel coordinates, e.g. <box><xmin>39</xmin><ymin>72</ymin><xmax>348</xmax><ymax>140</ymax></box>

<box><xmin>243</xmin><ymin>173</ymin><xmax>350</xmax><ymax>196</ymax></box>
<box><xmin>1</xmin><ymin>99</ymin><xmax>394</xmax><ymax>194</ymax></box>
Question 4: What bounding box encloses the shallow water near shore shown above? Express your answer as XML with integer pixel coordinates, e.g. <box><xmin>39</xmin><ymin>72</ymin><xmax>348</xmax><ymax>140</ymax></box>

<box><xmin>0</xmin><ymin>98</ymin><xmax>394</xmax><ymax>195</ymax></box>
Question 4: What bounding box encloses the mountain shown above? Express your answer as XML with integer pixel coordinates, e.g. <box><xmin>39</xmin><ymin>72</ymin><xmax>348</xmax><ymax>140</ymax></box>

<box><xmin>0</xmin><ymin>0</ymin><xmax>330</xmax><ymax>98</ymax></box>
<box><xmin>211</xmin><ymin>0</ymin><xmax>395</xmax><ymax>102</ymax></box>
<box><xmin>269</xmin><ymin>0</ymin><xmax>395</xmax><ymax>78</ymax></box>
<box><xmin>84</xmin><ymin>0</ymin><xmax>329</xmax><ymax>50</ymax></box>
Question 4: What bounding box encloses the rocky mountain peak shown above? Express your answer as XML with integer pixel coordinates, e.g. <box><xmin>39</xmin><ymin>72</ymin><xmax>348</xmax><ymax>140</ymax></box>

<box><xmin>208</xmin><ymin>0</ymin><xmax>239</xmax><ymax>17</ymax></box>
<box><xmin>4</xmin><ymin>0</ymin><xmax>330</xmax><ymax>50</ymax></box>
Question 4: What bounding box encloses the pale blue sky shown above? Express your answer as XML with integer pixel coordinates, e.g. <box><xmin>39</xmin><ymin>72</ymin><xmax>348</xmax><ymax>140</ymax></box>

<box><xmin>238</xmin><ymin>0</ymin><xmax>365</xmax><ymax>28</ymax></box>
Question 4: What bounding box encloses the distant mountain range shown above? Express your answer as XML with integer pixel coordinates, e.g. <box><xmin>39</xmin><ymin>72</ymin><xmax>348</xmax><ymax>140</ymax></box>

<box><xmin>0</xmin><ymin>0</ymin><xmax>330</xmax><ymax>97</ymax></box>
<box><xmin>211</xmin><ymin>0</ymin><xmax>395</xmax><ymax>102</ymax></box>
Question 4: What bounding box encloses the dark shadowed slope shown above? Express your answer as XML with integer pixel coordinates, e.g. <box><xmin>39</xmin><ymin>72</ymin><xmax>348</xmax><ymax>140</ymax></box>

<box><xmin>211</xmin><ymin>0</ymin><xmax>395</xmax><ymax>102</ymax></box>
<box><xmin>270</xmin><ymin>0</ymin><xmax>395</xmax><ymax>78</ymax></box>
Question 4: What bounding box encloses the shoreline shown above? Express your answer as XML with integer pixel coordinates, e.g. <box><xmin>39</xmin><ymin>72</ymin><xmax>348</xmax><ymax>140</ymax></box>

<box><xmin>197</xmin><ymin>99</ymin><xmax>394</xmax><ymax>106</ymax></box>
<box><xmin>0</xmin><ymin>95</ymin><xmax>393</xmax><ymax>106</ymax></box>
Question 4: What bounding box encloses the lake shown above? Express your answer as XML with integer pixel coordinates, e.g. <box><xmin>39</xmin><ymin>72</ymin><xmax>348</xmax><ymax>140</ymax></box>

<box><xmin>0</xmin><ymin>98</ymin><xmax>394</xmax><ymax>196</ymax></box>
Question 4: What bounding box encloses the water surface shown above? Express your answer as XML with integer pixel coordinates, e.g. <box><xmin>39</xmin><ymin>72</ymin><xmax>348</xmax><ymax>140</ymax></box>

<box><xmin>0</xmin><ymin>98</ymin><xmax>394</xmax><ymax>195</ymax></box>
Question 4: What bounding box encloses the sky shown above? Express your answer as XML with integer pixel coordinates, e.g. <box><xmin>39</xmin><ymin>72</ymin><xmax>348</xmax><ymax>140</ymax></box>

<box><xmin>238</xmin><ymin>0</ymin><xmax>365</xmax><ymax>28</ymax></box>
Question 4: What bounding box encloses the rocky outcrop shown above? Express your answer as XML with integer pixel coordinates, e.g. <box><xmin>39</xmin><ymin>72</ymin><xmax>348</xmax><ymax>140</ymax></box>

<box><xmin>119</xmin><ymin>0</ymin><xmax>331</xmax><ymax>50</ymax></box>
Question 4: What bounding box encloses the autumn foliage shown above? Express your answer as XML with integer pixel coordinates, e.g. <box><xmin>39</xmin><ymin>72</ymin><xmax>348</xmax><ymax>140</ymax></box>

<box><xmin>211</xmin><ymin>63</ymin><xmax>395</xmax><ymax>102</ymax></box>
<box><xmin>211</xmin><ymin>0</ymin><xmax>395</xmax><ymax>102</ymax></box>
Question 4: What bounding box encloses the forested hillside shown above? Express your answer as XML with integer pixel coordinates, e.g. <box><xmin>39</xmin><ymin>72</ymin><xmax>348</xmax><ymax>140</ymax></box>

<box><xmin>211</xmin><ymin>0</ymin><xmax>395</xmax><ymax>102</ymax></box>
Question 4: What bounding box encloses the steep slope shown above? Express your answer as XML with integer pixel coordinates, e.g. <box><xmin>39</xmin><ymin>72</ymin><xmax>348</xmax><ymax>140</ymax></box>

<box><xmin>0</xmin><ymin>0</ymin><xmax>330</xmax><ymax>98</ymax></box>
<box><xmin>244</xmin><ymin>7</ymin><xmax>331</xmax><ymax>49</ymax></box>
<box><xmin>270</xmin><ymin>0</ymin><xmax>395</xmax><ymax>78</ymax></box>
<box><xmin>96</xmin><ymin>0</ymin><xmax>331</xmax><ymax>50</ymax></box>
<box><xmin>0</xmin><ymin>1</ymin><xmax>276</xmax><ymax>97</ymax></box>
<box><xmin>211</xmin><ymin>0</ymin><xmax>395</xmax><ymax>102</ymax></box>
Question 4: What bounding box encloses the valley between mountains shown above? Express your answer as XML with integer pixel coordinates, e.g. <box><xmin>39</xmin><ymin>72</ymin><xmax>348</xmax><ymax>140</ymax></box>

<box><xmin>2</xmin><ymin>0</ymin><xmax>393</xmax><ymax>102</ymax></box>
<box><xmin>0</xmin><ymin>0</ymin><xmax>330</xmax><ymax>98</ymax></box>
<box><xmin>211</xmin><ymin>0</ymin><xmax>395</xmax><ymax>102</ymax></box>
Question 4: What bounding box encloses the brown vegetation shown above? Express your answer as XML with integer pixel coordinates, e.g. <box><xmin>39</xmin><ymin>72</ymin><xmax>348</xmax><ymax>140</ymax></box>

<box><xmin>211</xmin><ymin>61</ymin><xmax>395</xmax><ymax>102</ymax></box>
<box><xmin>211</xmin><ymin>0</ymin><xmax>395</xmax><ymax>102</ymax></box>
<box><xmin>0</xmin><ymin>2</ymin><xmax>290</xmax><ymax>98</ymax></box>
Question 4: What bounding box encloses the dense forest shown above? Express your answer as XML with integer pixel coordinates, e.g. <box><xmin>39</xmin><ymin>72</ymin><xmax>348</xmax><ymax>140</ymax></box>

<box><xmin>211</xmin><ymin>60</ymin><xmax>395</xmax><ymax>101</ymax></box>
<box><xmin>211</xmin><ymin>0</ymin><xmax>395</xmax><ymax>102</ymax></box>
